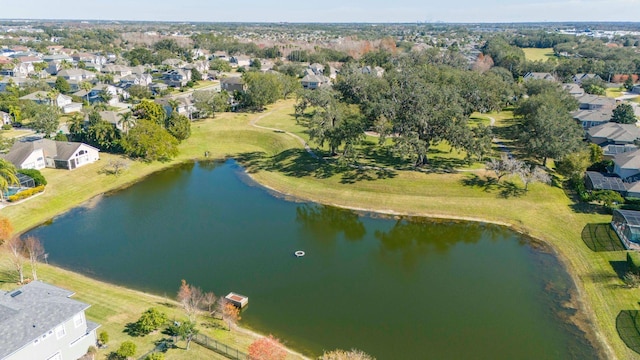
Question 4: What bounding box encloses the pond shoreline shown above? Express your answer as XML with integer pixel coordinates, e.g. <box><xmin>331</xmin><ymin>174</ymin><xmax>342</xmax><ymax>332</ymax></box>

<box><xmin>14</xmin><ymin>156</ymin><xmax>612</xmax><ymax>360</ymax></box>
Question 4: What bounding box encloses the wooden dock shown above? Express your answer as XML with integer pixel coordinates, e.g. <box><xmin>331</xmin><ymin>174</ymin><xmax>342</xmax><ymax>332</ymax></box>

<box><xmin>225</xmin><ymin>292</ymin><xmax>249</xmax><ymax>308</ymax></box>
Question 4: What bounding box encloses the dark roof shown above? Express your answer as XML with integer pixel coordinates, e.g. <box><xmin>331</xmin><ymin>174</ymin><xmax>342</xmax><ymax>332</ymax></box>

<box><xmin>614</xmin><ymin>209</ymin><xmax>640</xmax><ymax>227</ymax></box>
<box><xmin>221</xmin><ymin>76</ymin><xmax>244</xmax><ymax>85</ymax></box>
<box><xmin>0</xmin><ymin>281</ymin><xmax>90</xmax><ymax>359</ymax></box>
<box><xmin>585</xmin><ymin>171</ymin><xmax>627</xmax><ymax>192</ymax></box>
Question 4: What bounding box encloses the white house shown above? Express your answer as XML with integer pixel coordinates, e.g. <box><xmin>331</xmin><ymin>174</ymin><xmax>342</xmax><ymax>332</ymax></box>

<box><xmin>0</xmin><ymin>111</ymin><xmax>11</xmax><ymax>125</ymax></box>
<box><xmin>0</xmin><ymin>281</ymin><xmax>100</xmax><ymax>360</ymax></box>
<box><xmin>2</xmin><ymin>139</ymin><xmax>100</xmax><ymax>171</ymax></box>
<box><xmin>613</xmin><ymin>149</ymin><xmax>640</xmax><ymax>180</ymax></box>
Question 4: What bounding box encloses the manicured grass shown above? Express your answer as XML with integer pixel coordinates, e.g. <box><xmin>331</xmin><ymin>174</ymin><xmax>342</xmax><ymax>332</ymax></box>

<box><xmin>0</xmin><ymin>252</ymin><xmax>300</xmax><ymax>360</ymax></box>
<box><xmin>2</xmin><ymin>99</ymin><xmax>639</xmax><ymax>359</ymax></box>
<box><xmin>1</xmin><ymin>129</ymin><xmax>34</xmax><ymax>139</ymax></box>
<box><xmin>607</xmin><ymin>88</ymin><xmax>625</xmax><ymax>98</ymax></box>
<box><xmin>522</xmin><ymin>48</ymin><xmax>556</xmax><ymax>62</ymax></box>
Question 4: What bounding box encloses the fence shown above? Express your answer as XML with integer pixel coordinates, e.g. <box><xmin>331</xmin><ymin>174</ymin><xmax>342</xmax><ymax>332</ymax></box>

<box><xmin>193</xmin><ymin>333</ymin><xmax>249</xmax><ymax>360</ymax></box>
<box><xmin>136</xmin><ymin>335</ymin><xmax>248</xmax><ymax>360</ymax></box>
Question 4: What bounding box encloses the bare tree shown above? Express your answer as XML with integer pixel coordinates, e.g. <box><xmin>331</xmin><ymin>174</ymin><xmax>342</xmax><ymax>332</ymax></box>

<box><xmin>518</xmin><ymin>165</ymin><xmax>551</xmax><ymax>191</ymax></box>
<box><xmin>7</xmin><ymin>237</ymin><xmax>25</xmax><ymax>283</ymax></box>
<box><xmin>177</xmin><ymin>279</ymin><xmax>204</xmax><ymax>321</ymax></box>
<box><xmin>202</xmin><ymin>291</ymin><xmax>217</xmax><ymax>315</ymax></box>
<box><xmin>23</xmin><ymin>236</ymin><xmax>45</xmax><ymax>281</ymax></box>
<box><xmin>486</xmin><ymin>154</ymin><xmax>522</xmax><ymax>182</ymax></box>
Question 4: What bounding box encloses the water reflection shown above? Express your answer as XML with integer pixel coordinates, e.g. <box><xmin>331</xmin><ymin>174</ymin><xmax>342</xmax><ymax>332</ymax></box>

<box><xmin>296</xmin><ymin>204</ymin><xmax>366</xmax><ymax>242</ymax></box>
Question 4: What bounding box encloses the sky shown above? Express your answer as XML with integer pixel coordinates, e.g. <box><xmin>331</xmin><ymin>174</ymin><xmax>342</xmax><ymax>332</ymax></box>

<box><xmin>3</xmin><ymin>0</ymin><xmax>640</xmax><ymax>23</ymax></box>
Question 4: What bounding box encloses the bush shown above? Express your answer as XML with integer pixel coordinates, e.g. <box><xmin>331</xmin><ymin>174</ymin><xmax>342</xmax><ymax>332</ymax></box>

<box><xmin>1</xmin><ymin>124</ymin><xmax>11</xmax><ymax>130</ymax></box>
<box><xmin>133</xmin><ymin>308</ymin><xmax>167</xmax><ymax>336</ymax></box>
<box><xmin>98</xmin><ymin>330</ymin><xmax>109</xmax><ymax>346</ymax></box>
<box><xmin>7</xmin><ymin>185</ymin><xmax>45</xmax><ymax>202</ymax></box>
<box><xmin>18</xmin><ymin>169</ymin><xmax>47</xmax><ymax>186</ymax></box>
<box><xmin>116</xmin><ymin>341</ymin><xmax>136</xmax><ymax>359</ymax></box>
<box><xmin>628</xmin><ymin>252</ymin><xmax>640</xmax><ymax>274</ymax></box>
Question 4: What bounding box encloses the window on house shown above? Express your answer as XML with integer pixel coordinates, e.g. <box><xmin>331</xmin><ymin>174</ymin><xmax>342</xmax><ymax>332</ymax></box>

<box><xmin>55</xmin><ymin>325</ymin><xmax>66</xmax><ymax>339</ymax></box>
<box><xmin>73</xmin><ymin>314</ymin><xmax>84</xmax><ymax>328</ymax></box>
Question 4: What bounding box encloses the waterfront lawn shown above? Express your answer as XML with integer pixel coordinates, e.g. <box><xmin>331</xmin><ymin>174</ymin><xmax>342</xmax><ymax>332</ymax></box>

<box><xmin>3</xmin><ymin>99</ymin><xmax>640</xmax><ymax>359</ymax></box>
<box><xmin>0</xmin><ymin>251</ymin><xmax>302</xmax><ymax>360</ymax></box>
<box><xmin>522</xmin><ymin>48</ymin><xmax>556</xmax><ymax>62</ymax></box>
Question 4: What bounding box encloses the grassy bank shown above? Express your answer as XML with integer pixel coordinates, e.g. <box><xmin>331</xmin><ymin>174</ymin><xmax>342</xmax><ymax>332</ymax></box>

<box><xmin>1</xmin><ymin>99</ymin><xmax>639</xmax><ymax>359</ymax></box>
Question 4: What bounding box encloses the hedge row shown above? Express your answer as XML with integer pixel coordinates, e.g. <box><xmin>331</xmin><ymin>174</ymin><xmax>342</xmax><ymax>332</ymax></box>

<box><xmin>7</xmin><ymin>185</ymin><xmax>45</xmax><ymax>202</ymax></box>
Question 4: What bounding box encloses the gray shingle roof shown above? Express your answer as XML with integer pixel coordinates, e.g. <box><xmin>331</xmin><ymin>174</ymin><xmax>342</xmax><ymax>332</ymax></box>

<box><xmin>0</xmin><ymin>281</ymin><xmax>90</xmax><ymax>359</ymax></box>
<box><xmin>588</xmin><ymin>122</ymin><xmax>640</xmax><ymax>144</ymax></box>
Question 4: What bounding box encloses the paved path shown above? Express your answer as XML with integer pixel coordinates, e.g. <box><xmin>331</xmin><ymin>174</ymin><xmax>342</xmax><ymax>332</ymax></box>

<box><xmin>249</xmin><ymin>104</ymin><xmax>320</xmax><ymax>160</ymax></box>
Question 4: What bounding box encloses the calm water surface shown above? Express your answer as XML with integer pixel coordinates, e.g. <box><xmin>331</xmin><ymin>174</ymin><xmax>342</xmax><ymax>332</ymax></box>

<box><xmin>29</xmin><ymin>160</ymin><xmax>597</xmax><ymax>359</ymax></box>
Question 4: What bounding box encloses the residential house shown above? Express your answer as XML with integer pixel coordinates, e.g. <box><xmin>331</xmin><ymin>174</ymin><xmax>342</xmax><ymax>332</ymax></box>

<box><xmin>18</xmin><ymin>91</ymin><xmax>81</xmax><ymax>114</ymax></box>
<box><xmin>308</xmin><ymin>63</ymin><xmax>325</xmax><ymax>76</ymax></box>
<box><xmin>301</xmin><ymin>74</ymin><xmax>331</xmax><ymax>90</ymax></box>
<box><xmin>88</xmin><ymin>84</ymin><xmax>127</xmax><ymax>105</ymax></box>
<box><xmin>587</xmin><ymin>122</ymin><xmax>640</xmax><ymax>157</ymax></box>
<box><xmin>523</xmin><ymin>72</ymin><xmax>556</xmax><ymax>82</ymax></box>
<box><xmin>72</xmin><ymin>52</ymin><xmax>107</xmax><ymax>67</ymax></box>
<box><xmin>562</xmin><ymin>83</ymin><xmax>585</xmax><ymax>97</ymax></box>
<box><xmin>162</xmin><ymin>58</ymin><xmax>184</xmax><ymax>68</ymax></box>
<box><xmin>220</xmin><ymin>77</ymin><xmax>245</xmax><ymax>93</ymax></box>
<box><xmin>211</xmin><ymin>51</ymin><xmax>229</xmax><ymax>60</ymax></box>
<box><xmin>183</xmin><ymin>60</ymin><xmax>208</xmax><ymax>80</ymax></box>
<box><xmin>0</xmin><ymin>63</ymin><xmax>34</xmax><ymax>77</ymax></box>
<box><xmin>42</xmin><ymin>54</ymin><xmax>73</xmax><ymax>75</ymax></box>
<box><xmin>118</xmin><ymin>73</ymin><xmax>153</xmax><ymax>88</ymax></box>
<box><xmin>0</xmin><ymin>281</ymin><xmax>100</xmax><ymax>360</ymax></box>
<box><xmin>2</xmin><ymin>139</ymin><xmax>100</xmax><ymax>170</ymax></box>
<box><xmin>572</xmin><ymin>73</ymin><xmax>601</xmax><ymax>84</ymax></box>
<box><xmin>149</xmin><ymin>82</ymin><xmax>168</xmax><ymax>95</ymax></box>
<box><xmin>572</xmin><ymin>108</ymin><xmax>614</xmax><ymax>129</ymax></box>
<box><xmin>577</xmin><ymin>94</ymin><xmax>617</xmax><ymax>110</ymax></box>
<box><xmin>361</xmin><ymin>66</ymin><xmax>385</xmax><ymax>78</ymax></box>
<box><xmin>102</xmin><ymin>64</ymin><xmax>132</xmax><ymax>78</ymax></box>
<box><xmin>612</xmin><ymin>149</ymin><xmax>640</xmax><ymax>180</ymax></box>
<box><xmin>162</xmin><ymin>69</ymin><xmax>191</xmax><ymax>88</ymax></box>
<box><xmin>46</xmin><ymin>45</ymin><xmax>65</xmax><ymax>54</ymax></box>
<box><xmin>57</xmin><ymin>69</ymin><xmax>96</xmax><ymax>82</ymax></box>
<box><xmin>99</xmin><ymin>110</ymin><xmax>131</xmax><ymax>131</ymax></box>
<box><xmin>0</xmin><ymin>77</ymin><xmax>30</xmax><ymax>92</ymax></box>
<box><xmin>155</xmin><ymin>97</ymin><xmax>196</xmax><ymax>119</ymax></box>
<box><xmin>229</xmin><ymin>56</ymin><xmax>251</xmax><ymax>68</ymax></box>
<box><xmin>0</xmin><ymin>111</ymin><xmax>11</xmax><ymax>125</ymax></box>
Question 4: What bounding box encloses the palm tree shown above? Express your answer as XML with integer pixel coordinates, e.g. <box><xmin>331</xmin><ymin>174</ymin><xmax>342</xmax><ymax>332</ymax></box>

<box><xmin>80</xmin><ymin>81</ymin><xmax>93</xmax><ymax>103</ymax></box>
<box><xmin>47</xmin><ymin>89</ymin><xmax>60</xmax><ymax>107</ymax></box>
<box><xmin>168</xmin><ymin>99</ymin><xmax>181</xmax><ymax>112</ymax></box>
<box><xmin>0</xmin><ymin>159</ymin><xmax>19</xmax><ymax>201</ymax></box>
<box><xmin>117</xmin><ymin>111</ymin><xmax>135</xmax><ymax>134</ymax></box>
<box><xmin>67</xmin><ymin>113</ymin><xmax>85</xmax><ymax>141</ymax></box>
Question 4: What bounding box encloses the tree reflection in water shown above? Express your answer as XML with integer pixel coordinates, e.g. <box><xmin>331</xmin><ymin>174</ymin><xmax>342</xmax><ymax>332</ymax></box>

<box><xmin>295</xmin><ymin>204</ymin><xmax>366</xmax><ymax>242</ymax></box>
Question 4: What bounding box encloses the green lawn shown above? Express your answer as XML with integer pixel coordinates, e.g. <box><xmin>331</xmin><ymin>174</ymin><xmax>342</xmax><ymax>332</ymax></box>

<box><xmin>607</xmin><ymin>87</ymin><xmax>626</xmax><ymax>98</ymax></box>
<box><xmin>1</xmin><ymin>128</ymin><xmax>34</xmax><ymax>139</ymax></box>
<box><xmin>1</xmin><ymin>99</ymin><xmax>639</xmax><ymax>359</ymax></box>
<box><xmin>522</xmin><ymin>48</ymin><xmax>556</xmax><ymax>62</ymax></box>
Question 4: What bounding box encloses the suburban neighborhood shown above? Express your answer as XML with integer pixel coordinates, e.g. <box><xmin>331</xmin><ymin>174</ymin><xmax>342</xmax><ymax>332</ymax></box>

<box><xmin>1</xmin><ymin>14</ymin><xmax>640</xmax><ymax>360</ymax></box>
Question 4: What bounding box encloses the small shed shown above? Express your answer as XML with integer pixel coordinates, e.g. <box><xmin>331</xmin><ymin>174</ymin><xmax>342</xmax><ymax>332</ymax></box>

<box><xmin>225</xmin><ymin>292</ymin><xmax>249</xmax><ymax>309</ymax></box>
<box><xmin>612</xmin><ymin>209</ymin><xmax>640</xmax><ymax>250</ymax></box>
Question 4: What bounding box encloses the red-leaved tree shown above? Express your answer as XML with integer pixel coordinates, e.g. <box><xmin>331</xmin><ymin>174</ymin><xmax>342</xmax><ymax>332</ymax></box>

<box><xmin>248</xmin><ymin>334</ymin><xmax>287</xmax><ymax>360</ymax></box>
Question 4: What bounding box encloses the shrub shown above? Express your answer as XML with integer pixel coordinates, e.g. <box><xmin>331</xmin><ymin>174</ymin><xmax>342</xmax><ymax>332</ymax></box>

<box><xmin>134</xmin><ymin>308</ymin><xmax>167</xmax><ymax>335</ymax></box>
<box><xmin>7</xmin><ymin>185</ymin><xmax>45</xmax><ymax>202</ymax></box>
<box><xmin>18</xmin><ymin>169</ymin><xmax>47</xmax><ymax>186</ymax></box>
<box><xmin>1</xmin><ymin>124</ymin><xmax>11</xmax><ymax>130</ymax></box>
<box><xmin>98</xmin><ymin>330</ymin><xmax>109</xmax><ymax>346</ymax></box>
<box><xmin>116</xmin><ymin>341</ymin><xmax>136</xmax><ymax>359</ymax></box>
<box><xmin>628</xmin><ymin>252</ymin><xmax>640</xmax><ymax>274</ymax></box>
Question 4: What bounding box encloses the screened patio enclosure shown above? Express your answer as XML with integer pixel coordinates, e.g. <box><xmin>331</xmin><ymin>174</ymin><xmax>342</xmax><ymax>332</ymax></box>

<box><xmin>612</xmin><ymin>209</ymin><xmax>640</xmax><ymax>250</ymax></box>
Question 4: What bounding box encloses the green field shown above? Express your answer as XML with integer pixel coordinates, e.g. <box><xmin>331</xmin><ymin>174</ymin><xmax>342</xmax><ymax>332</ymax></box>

<box><xmin>1</xmin><ymin>99</ymin><xmax>639</xmax><ymax>359</ymax></box>
<box><xmin>522</xmin><ymin>48</ymin><xmax>556</xmax><ymax>62</ymax></box>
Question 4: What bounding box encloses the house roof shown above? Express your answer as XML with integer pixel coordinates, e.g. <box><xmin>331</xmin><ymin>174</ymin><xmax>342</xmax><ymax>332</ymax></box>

<box><xmin>18</xmin><ymin>91</ymin><xmax>49</xmax><ymax>101</ymax></box>
<box><xmin>562</xmin><ymin>83</ymin><xmax>584</xmax><ymax>95</ymax></box>
<box><xmin>221</xmin><ymin>76</ymin><xmax>244</xmax><ymax>85</ymax></box>
<box><xmin>588</xmin><ymin>122</ymin><xmax>640</xmax><ymax>144</ymax></box>
<box><xmin>572</xmin><ymin>109</ymin><xmax>613</xmax><ymax>122</ymax></box>
<box><xmin>0</xmin><ymin>281</ymin><xmax>91</xmax><ymax>359</ymax></box>
<box><xmin>585</xmin><ymin>171</ymin><xmax>627</xmax><ymax>192</ymax></box>
<box><xmin>2</xmin><ymin>139</ymin><xmax>98</xmax><ymax>165</ymax></box>
<box><xmin>613</xmin><ymin>148</ymin><xmax>640</xmax><ymax>171</ymax></box>
<box><xmin>57</xmin><ymin>68</ymin><xmax>95</xmax><ymax>78</ymax></box>
<box><xmin>524</xmin><ymin>72</ymin><xmax>555</xmax><ymax>81</ymax></box>
<box><xmin>301</xmin><ymin>74</ymin><xmax>330</xmax><ymax>83</ymax></box>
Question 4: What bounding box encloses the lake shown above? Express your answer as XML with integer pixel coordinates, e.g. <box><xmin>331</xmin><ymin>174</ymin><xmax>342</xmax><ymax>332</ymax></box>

<box><xmin>28</xmin><ymin>160</ymin><xmax>598</xmax><ymax>359</ymax></box>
